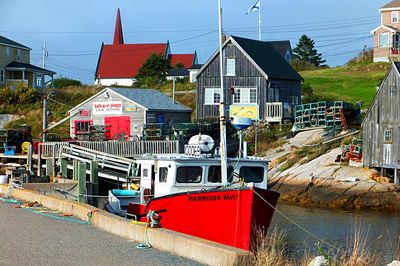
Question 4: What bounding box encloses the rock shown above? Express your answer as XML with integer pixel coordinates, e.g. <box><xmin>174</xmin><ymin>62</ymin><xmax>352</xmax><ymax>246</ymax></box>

<box><xmin>308</xmin><ymin>256</ymin><xmax>328</xmax><ymax>266</ymax></box>
<box><xmin>0</xmin><ymin>114</ymin><xmax>21</xmax><ymax>129</ymax></box>
<box><xmin>387</xmin><ymin>260</ymin><xmax>400</xmax><ymax>266</ymax></box>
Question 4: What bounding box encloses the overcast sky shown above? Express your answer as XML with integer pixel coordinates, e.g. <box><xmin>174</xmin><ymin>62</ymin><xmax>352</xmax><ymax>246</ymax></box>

<box><xmin>0</xmin><ymin>0</ymin><xmax>389</xmax><ymax>84</ymax></box>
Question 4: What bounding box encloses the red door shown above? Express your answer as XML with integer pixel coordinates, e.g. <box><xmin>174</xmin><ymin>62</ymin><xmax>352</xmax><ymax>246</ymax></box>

<box><xmin>104</xmin><ymin>116</ymin><xmax>131</xmax><ymax>140</ymax></box>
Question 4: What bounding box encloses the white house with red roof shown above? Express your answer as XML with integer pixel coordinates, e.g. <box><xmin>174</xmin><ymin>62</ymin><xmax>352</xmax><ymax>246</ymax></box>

<box><xmin>94</xmin><ymin>8</ymin><xmax>197</xmax><ymax>86</ymax></box>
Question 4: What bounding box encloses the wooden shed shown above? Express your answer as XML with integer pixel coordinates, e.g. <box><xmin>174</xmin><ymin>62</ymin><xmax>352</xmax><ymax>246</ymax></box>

<box><xmin>362</xmin><ymin>61</ymin><xmax>400</xmax><ymax>183</ymax></box>
<box><xmin>196</xmin><ymin>35</ymin><xmax>302</xmax><ymax>122</ymax></box>
<box><xmin>68</xmin><ymin>87</ymin><xmax>191</xmax><ymax>140</ymax></box>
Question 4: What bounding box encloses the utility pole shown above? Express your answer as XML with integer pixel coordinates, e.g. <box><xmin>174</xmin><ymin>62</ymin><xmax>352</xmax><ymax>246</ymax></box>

<box><xmin>172</xmin><ymin>78</ymin><xmax>176</xmax><ymax>103</ymax></box>
<box><xmin>43</xmin><ymin>96</ymin><xmax>48</xmax><ymax>142</ymax></box>
<box><xmin>218</xmin><ymin>0</ymin><xmax>228</xmax><ymax>184</ymax></box>
<box><xmin>41</xmin><ymin>43</ymin><xmax>48</xmax><ymax>69</ymax></box>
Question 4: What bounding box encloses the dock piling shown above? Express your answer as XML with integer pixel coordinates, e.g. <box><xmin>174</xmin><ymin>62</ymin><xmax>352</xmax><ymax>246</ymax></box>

<box><xmin>78</xmin><ymin>161</ymin><xmax>86</xmax><ymax>203</ymax></box>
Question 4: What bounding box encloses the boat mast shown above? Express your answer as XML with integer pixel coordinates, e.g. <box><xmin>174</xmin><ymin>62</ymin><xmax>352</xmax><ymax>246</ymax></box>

<box><xmin>218</xmin><ymin>0</ymin><xmax>228</xmax><ymax>184</ymax></box>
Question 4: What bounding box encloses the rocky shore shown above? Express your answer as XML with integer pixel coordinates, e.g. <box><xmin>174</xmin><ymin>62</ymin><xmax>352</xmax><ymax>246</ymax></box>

<box><xmin>269</xmin><ymin>175</ymin><xmax>400</xmax><ymax>211</ymax></box>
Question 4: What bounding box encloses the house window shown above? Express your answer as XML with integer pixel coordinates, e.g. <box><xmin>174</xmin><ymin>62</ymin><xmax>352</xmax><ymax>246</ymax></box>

<box><xmin>232</xmin><ymin>88</ymin><xmax>257</xmax><ymax>104</ymax></box>
<box><xmin>384</xmin><ymin>129</ymin><xmax>392</xmax><ymax>143</ymax></box>
<box><xmin>5</xmin><ymin>47</ymin><xmax>10</xmax><ymax>57</ymax></box>
<box><xmin>0</xmin><ymin>69</ymin><xmax>4</xmax><ymax>83</ymax></box>
<box><xmin>392</xmin><ymin>11</ymin><xmax>399</xmax><ymax>23</ymax></box>
<box><xmin>36</xmin><ymin>75</ymin><xmax>43</xmax><ymax>87</ymax></box>
<box><xmin>226</xmin><ymin>59</ymin><xmax>236</xmax><ymax>76</ymax></box>
<box><xmin>290</xmin><ymin>96</ymin><xmax>299</xmax><ymax>105</ymax></box>
<box><xmin>379</xmin><ymin>33</ymin><xmax>389</xmax><ymax>48</ymax></box>
<box><xmin>268</xmin><ymin>82</ymin><xmax>279</xmax><ymax>102</ymax></box>
<box><xmin>204</xmin><ymin>88</ymin><xmax>220</xmax><ymax>105</ymax></box>
<box><xmin>74</xmin><ymin>120</ymin><xmax>92</xmax><ymax>135</ymax></box>
<box><xmin>159</xmin><ymin>167</ymin><xmax>168</xmax><ymax>183</ymax></box>
<box><xmin>17</xmin><ymin>49</ymin><xmax>21</xmax><ymax>62</ymax></box>
<box><xmin>390</xmin><ymin>80</ymin><xmax>397</xmax><ymax>96</ymax></box>
<box><xmin>176</xmin><ymin>166</ymin><xmax>202</xmax><ymax>183</ymax></box>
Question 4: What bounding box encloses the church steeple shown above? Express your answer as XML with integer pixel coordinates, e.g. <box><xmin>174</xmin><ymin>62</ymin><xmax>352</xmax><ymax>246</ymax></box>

<box><xmin>113</xmin><ymin>8</ymin><xmax>124</xmax><ymax>45</ymax></box>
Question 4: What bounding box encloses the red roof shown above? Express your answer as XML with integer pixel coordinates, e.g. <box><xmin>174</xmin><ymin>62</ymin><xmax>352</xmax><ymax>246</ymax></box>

<box><xmin>96</xmin><ymin>43</ymin><xmax>167</xmax><ymax>78</ymax></box>
<box><xmin>168</xmin><ymin>54</ymin><xmax>195</xmax><ymax>68</ymax></box>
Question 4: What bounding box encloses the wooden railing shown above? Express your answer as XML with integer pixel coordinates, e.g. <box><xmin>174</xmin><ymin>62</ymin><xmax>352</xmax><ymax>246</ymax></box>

<box><xmin>266</xmin><ymin>102</ymin><xmax>283</xmax><ymax>123</ymax></box>
<box><xmin>38</xmin><ymin>140</ymin><xmax>181</xmax><ymax>159</ymax></box>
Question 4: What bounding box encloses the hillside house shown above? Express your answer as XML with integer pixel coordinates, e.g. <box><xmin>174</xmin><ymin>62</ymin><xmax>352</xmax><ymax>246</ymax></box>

<box><xmin>196</xmin><ymin>35</ymin><xmax>302</xmax><ymax>122</ymax></box>
<box><xmin>0</xmin><ymin>36</ymin><xmax>55</xmax><ymax>89</ymax></box>
<box><xmin>95</xmin><ymin>8</ymin><xmax>197</xmax><ymax>86</ymax></box>
<box><xmin>362</xmin><ymin>61</ymin><xmax>400</xmax><ymax>184</ymax></box>
<box><xmin>371</xmin><ymin>0</ymin><xmax>400</xmax><ymax>62</ymax></box>
<box><xmin>69</xmin><ymin>87</ymin><xmax>191</xmax><ymax>140</ymax></box>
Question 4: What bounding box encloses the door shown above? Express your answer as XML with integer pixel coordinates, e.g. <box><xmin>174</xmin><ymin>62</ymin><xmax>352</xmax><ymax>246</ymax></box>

<box><xmin>104</xmin><ymin>116</ymin><xmax>131</xmax><ymax>140</ymax></box>
<box><xmin>383</xmin><ymin>144</ymin><xmax>392</xmax><ymax>165</ymax></box>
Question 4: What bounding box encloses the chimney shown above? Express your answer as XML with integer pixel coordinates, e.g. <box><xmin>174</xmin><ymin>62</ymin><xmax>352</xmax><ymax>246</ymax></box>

<box><xmin>113</xmin><ymin>8</ymin><xmax>124</xmax><ymax>45</ymax></box>
<box><xmin>221</xmin><ymin>33</ymin><xmax>227</xmax><ymax>44</ymax></box>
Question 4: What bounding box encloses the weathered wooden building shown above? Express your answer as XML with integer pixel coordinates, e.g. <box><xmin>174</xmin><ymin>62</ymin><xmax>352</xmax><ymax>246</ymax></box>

<box><xmin>68</xmin><ymin>87</ymin><xmax>191</xmax><ymax>140</ymax></box>
<box><xmin>363</xmin><ymin>61</ymin><xmax>400</xmax><ymax>183</ymax></box>
<box><xmin>196</xmin><ymin>35</ymin><xmax>302</xmax><ymax>122</ymax></box>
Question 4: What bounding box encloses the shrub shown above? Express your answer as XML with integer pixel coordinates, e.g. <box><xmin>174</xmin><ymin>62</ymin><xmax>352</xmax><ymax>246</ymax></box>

<box><xmin>52</xmin><ymin>77</ymin><xmax>82</xmax><ymax>88</ymax></box>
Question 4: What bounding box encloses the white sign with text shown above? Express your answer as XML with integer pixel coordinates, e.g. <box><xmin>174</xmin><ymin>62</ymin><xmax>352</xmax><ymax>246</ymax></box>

<box><xmin>93</xmin><ymin>101</ymin><xmax>123</xmax><ymax>115</ymax></box>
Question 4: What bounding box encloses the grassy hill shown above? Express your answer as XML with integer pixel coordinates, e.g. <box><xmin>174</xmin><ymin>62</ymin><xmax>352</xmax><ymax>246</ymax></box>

<box><xmin>300</xmin><ymin>62</ymin><xmax>389</xmax><ymax>109</ymax></box>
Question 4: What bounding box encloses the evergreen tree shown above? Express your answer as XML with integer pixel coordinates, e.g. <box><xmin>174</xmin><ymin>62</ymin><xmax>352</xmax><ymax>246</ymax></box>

<box><xmin>135</xmin><ymin>53</ymin><xmax>169</xmax><ymax>87</ymax></box>
<box><xmin>293</xmin><ymin>35</ymin><xmax>326</xmax><ymax>67</ymax></box>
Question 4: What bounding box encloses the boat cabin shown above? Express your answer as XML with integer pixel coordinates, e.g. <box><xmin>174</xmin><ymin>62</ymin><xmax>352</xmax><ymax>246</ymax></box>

<box><xmin>135</xmin><ymin>154</ymin><xmax>269</xmax><ymax>203</ymax></box>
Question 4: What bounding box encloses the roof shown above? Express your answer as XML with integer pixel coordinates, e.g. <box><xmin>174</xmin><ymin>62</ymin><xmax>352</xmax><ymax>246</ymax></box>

<box><xmin>371</xmin><ymin>24</ymin><xmax>399</xmax><ymax>34</ymax></box>
<box><xmin>167</xmin><ymin>68</ymin><xmax>189</xmax><ymax>77</ymax></box>
<box><xmin>95</xmin><ymin>43</ymin><xmax>168</xmax><ymax>79</ymax></box>
<box><xmin>168</xmin><ymin>54</ymin><xmax>195</xmax><ymax>68</ymax></box>
<box><xmin>0</xmin><ymin>35</ymin><xmax>30</xmax><ymax>50</ymax></box>
<box><xmin>381</xmin><ymin>0</ymin><xmax>400</xmax><ymax>9</ymax></box>
<box><xmin>188</xmin><ymin>64</ymin><xmax>203</xmax><ymax>70</ymax></box>
<box><xmin>5</xmin><ymin>62</ymin><xmax>55</xmax><ymax>75</ymax></box>
<box><xmin>204</xmin><ymin>36</ymin><xmax>301</xmax><ymax>81</ymax></box>
<box><xmin>109</xmin><ymin>88</ymin><xmax>191</xmax><ymax>112</ymax></box>
<box><xmin>266</xmin><ymin>40</ymin><xmax>292</xmax><ymax>58</ymax></box>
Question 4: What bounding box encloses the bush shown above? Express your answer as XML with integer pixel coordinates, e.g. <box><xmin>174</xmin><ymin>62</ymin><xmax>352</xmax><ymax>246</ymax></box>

<box><xmin>291</xmin><ymin>58</ymin><xmax>318</xmax><ymax>72</ymax></box>
<box><xmin>52</xmin><ymin>77</ymin><xmax>82</xmax><ymax>88</ymax></box>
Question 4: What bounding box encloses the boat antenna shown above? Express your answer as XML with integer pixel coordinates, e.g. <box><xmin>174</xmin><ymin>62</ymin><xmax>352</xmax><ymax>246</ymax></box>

<box><xmin>217</xmin><ymin>0</ymin><xmax>228</xmax><ymax>184</ymax></box>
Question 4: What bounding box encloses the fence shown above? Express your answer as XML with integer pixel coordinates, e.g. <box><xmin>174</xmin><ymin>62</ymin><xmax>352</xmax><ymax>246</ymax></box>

<box><xmin>266</xmin><ymin>102</ymin><xmax>283</xmax><ymax>123</ymax></box>
<box><xmin>38</xmin><ymin>140</ymin><xmax>181</xmax><ymax>159</ymax></box>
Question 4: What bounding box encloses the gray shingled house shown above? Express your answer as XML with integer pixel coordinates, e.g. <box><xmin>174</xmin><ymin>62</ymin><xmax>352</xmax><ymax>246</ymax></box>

<box><xmin>68</xmin><ymin>87</ymin><xmax>191</xmax><ymax>140</ymax></box>
<box><xmin>363</xmin><ymin>61</ymin><xmax>400</xmax><ymax>184</ymax></box>
<box><xmin>196</xmin><ymin>35</ymin><xmax>302</xmax><ymax>122</ymax></box>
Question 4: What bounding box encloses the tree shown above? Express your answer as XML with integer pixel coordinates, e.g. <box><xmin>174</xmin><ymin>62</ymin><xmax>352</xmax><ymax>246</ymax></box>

<box><xmin>293</xmin><ymin>35</ymin><xmax>326</xmax><ymax>67</ymax></box>
<box><xmin>135</xmin><ymin>53</ymin><xmax>169</xmax><ymax>87</ymax></box>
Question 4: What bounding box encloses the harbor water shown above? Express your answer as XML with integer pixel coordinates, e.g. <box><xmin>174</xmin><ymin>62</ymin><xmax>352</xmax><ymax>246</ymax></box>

<box><xmin>271</xmin><ymin>203</ymin><xmax>400</xmax><ymax>263</ymax></box>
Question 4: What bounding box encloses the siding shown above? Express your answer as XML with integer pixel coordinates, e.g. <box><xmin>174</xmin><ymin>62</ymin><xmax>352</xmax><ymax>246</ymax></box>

<box><xmin>196</xmin><ymin>42</ymin><xmax>301</xmax><ymax>120</ymax></box>
<box><xmin>363</xmin><ymin>65</ymin><xmax>400</xmax><ymax>168</ymax></box>
<box><xmin>0</xmin><ymin>44</ymin><xmax>30</xmax><ymax>68</ymax></box>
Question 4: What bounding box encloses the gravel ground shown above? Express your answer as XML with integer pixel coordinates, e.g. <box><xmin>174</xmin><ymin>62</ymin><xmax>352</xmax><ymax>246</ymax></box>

<box><xmin>0</xmin><ymin>200</ymin><xmax>202</xmax><ymax>266</ymax></box>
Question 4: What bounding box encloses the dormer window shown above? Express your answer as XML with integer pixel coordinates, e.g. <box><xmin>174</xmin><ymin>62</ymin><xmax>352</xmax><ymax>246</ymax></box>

<box><xmin>392</xmin><ymin>11</ymin><xmax>399</xmax><ymax>23</ymax></box>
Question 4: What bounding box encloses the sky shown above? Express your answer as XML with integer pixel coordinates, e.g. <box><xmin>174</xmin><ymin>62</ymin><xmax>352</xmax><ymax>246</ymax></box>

<box><xmin>0</xmin><ymin>0</ymin><xmax>390</xmax><ymax>84</ymax></box>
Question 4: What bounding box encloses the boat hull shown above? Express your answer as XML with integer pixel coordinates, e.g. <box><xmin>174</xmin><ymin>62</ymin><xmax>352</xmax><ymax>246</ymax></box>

<box><xmin>128</xmin><ymin>187</ymin><xmax>279</xmax><ymax>251</ymax></box>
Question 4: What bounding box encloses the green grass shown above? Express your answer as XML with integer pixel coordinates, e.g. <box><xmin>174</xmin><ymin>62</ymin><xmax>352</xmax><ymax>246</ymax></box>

<box><xmin>301</xmin><ymin>64</ymin><xmax>388</xmax><ymax>109</ymax></box>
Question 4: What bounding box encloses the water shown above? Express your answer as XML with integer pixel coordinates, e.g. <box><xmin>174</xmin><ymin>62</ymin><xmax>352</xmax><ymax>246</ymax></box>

<box><xmin>270</xmin><ymin>203</ymin><xmax>400</xmax><ymax>263</ymax></box>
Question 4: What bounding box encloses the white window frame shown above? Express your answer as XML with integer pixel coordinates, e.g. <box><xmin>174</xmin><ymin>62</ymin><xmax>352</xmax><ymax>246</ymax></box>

<box><xmin>204</xmin><ymin>88</ymin><xmax>221</xmax><ymax>105</ymax></box>
<box><xmin>5</xmin><ymin>47</ymin><xmax>10</xmax><ymax>57</ymax></box>
<box><xmin>0</xmin><ymin>69</ymin><xmax>4</xmax><ymax>83</ymax></box>
<box><xmin>226</xmin><ymin>58</ymin><xmax>236</xmax><ymax>76</ymax></box>
<box><xmin>36</xmin><ymin>74</ymin><xmax>43</xmax><ymax>88</ymax></box>
<box><xmin>392</xmin><ymin>11</ymin><xmax>399</xmax><ymax>23</ymax></box>
<box><xmin>384</xmin><ymin>129</ymin><xmax>392</xmax><ymax>143</ymax></box>
<box><xmin>17</xmin><ymin>49</ymin><xmax>21</xmax><ymax>62</ymax></box>
<box><xmin>379</xmin><ymin>33</ymin><xmax>390</xmax><ymax>48</ymax></box>
<box><xmin>232</xmin><ymin>88</ymin><xmax>257</xmax><ymax>105</ymax></box>
<box><xmin>290</xmin><ymin>96</ymin><xmax>299</xmax><ymax>105</ymax></box>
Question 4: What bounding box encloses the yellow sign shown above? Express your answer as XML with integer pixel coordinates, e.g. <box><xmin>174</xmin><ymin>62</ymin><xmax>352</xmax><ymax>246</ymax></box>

<box><xmin>230</xmin><ymin>105</ymin><xmax>259</xmax><ymax>120</ymax></box>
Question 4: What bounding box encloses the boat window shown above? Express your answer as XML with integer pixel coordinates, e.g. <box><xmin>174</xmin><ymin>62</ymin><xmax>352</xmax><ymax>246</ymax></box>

<box><xmin>176</xmin><ymin>166</ymin><xmax>202</xmax><ymax>183</ymax></box>
<box><xmin>207</xmin><ymin>166</ymin><xmax>234</xmax><ymax>183</ymax></box>
<box><xmin>159</xmin><ymin>167</ymin><xmax>168</xmax><ymax>183</ymax></box>
<box><xmin>239</xmin><ymin>166</ymin><xmax>264</xmax><ymax>183</ymax></box>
